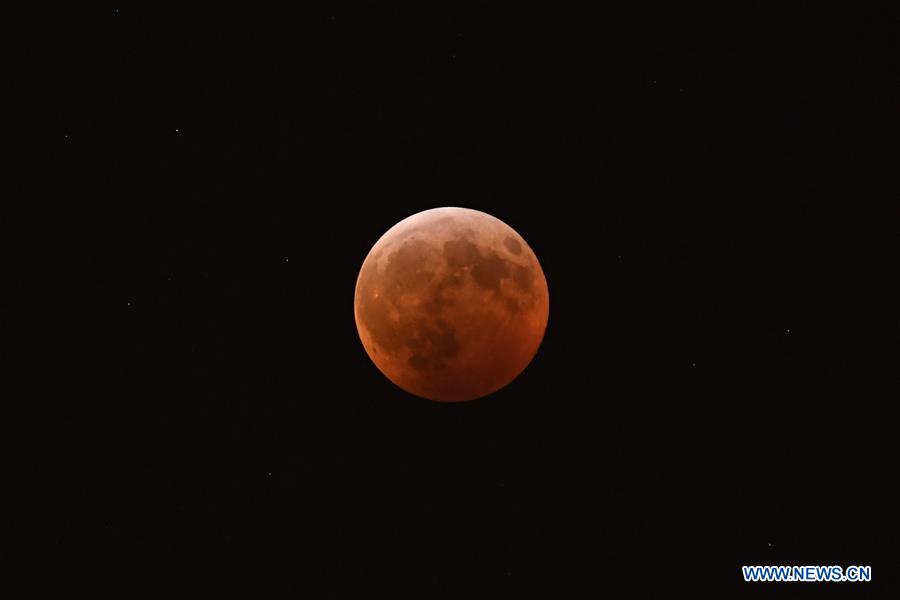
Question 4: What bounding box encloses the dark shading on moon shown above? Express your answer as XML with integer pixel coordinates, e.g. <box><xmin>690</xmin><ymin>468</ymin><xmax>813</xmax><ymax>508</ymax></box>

<box><xmin>354</xmin><ymin>207</ymin><xmax>549</xmax><ymax>402</ymax></box>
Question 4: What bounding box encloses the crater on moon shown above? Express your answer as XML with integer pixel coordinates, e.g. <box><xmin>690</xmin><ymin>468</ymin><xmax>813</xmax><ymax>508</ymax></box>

<box><xmin>354</xmin><ymin>207</ymin><xmax>549</xmax><ymax>402</ymax></box>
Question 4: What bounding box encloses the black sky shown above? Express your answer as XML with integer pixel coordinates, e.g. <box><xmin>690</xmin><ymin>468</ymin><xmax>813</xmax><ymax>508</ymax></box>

<box><xmin>5</xmin><ymin>3</ymin><xmax>895</xmax><ymax>596</ymax></box>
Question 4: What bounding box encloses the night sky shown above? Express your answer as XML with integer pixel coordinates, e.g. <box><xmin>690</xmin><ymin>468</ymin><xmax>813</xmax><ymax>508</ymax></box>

<box><xmin>6</xmin><ymin>3</ymin><xmax>894</xmax><ymax>596</ymax></box>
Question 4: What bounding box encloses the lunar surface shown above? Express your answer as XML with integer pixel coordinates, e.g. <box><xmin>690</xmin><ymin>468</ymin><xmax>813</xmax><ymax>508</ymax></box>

<box><xmin>354</xmin><ymin>207</ymin><xmax>549</xmax><ymax>402</ymax></box>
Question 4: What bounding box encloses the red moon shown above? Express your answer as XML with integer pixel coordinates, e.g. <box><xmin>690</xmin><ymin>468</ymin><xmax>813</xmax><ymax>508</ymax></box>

<box><xmin>354</xmin><ymin>207</ymin><xmax>549</xmax><ymax>402</ymax></box>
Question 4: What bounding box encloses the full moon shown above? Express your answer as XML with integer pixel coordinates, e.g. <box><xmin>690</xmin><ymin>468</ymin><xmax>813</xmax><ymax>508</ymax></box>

<box><xmin>354</xmin><ymin>207</ymin><xmax>549</xmax><ymax>402</ymax></box>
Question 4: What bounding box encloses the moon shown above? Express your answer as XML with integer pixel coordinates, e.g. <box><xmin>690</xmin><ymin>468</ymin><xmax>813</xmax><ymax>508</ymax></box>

<box><xmin>354</xmin><ymin>207</ymin><xmax>549</xmax><ymax>402</ymax></box>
